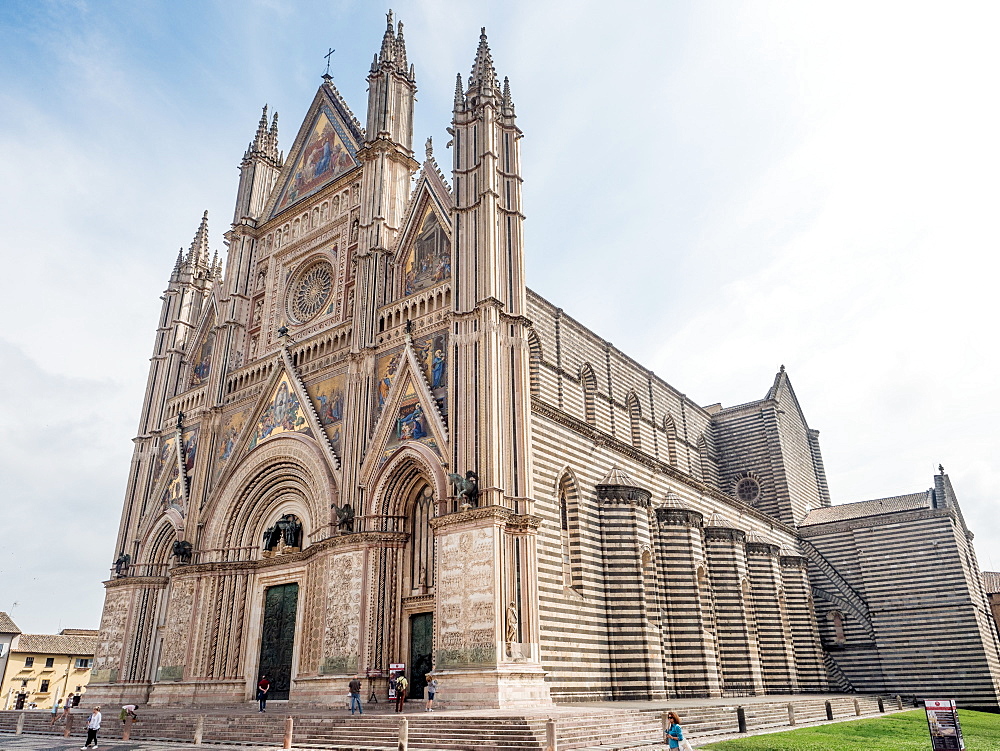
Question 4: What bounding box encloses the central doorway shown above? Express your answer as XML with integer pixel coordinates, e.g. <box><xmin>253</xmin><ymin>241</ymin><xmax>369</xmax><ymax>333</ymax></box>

<box><xmin>409</xmin><ymin>612</ymin><xmax>433</xmax><ymax>699</ymax></box>
<box><xmin>258</xmin><ymin>582</ymin><xmax>299</xmax><ymax>701</ymax></box>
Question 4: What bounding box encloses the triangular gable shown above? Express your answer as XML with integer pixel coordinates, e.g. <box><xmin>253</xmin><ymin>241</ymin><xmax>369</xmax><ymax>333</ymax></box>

<box><xmin>266</xmin><ymin>84</ymin><xmax>363</xmax><ymax>220</ymax></box>
<box><xmin>214</xmin><ymin>351</ymin><xmax>342</xmax><ymax>491</ymax></box>
<box><xmin>394</xmin><ymin>174</ymin><xmax>453</xmax><ymax>297</ymax></box>
<box><xmin>247</xmin><ymin>372</ymin><xmax>314</xmax><ymax>450</ymax></box>
<box><xmin>362</xmin><ymin>338</ymin><xmax>449</xmax><ymax>481</ymax></box>
<box><xmin>149</xmin><ymin>425</ymin><xmax>199</xmax><ymax>520</ymax></box>
<box><xmin>186</xmin><ymin>303</ymin><xmax>217</xmax><ymax>388</ymax></box>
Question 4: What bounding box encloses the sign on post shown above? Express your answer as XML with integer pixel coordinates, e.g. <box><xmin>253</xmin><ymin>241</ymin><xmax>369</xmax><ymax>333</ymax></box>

<box><xmin>924</xmin><ymin>699</ymin><xmax>965</xmax><ymax>750</ymax></box>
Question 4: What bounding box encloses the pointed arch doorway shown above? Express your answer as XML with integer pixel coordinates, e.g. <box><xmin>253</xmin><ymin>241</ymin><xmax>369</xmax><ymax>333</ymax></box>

<box><xmin>372</xmin><ymin>460</ymin><xmax>438</xmax><ymax>703</ymax></box>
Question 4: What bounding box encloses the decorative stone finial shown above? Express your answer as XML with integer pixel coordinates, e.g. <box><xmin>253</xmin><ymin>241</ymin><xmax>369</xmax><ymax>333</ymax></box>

<box><xmin>938</xmin><ymin>464</ymin><xmax>945</xmax><ymax>474</ymax></box>
<box><xmin>425</xmin><ymin>137</ymin><xmax>433</xmax><ymax>160</ymax></box>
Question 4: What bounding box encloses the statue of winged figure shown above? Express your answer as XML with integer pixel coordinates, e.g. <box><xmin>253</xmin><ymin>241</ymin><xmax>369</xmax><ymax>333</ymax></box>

<box><xmin>171</xmin><ymin>539</ymin><xmax>193</xmax><ymax>564</ymax></box>
<box><xmin>447</xmin><ymin>470</ymin><xmax>479</xmax><ymax>508</ymax></box>
<box><xmin>334</xmin><ymin>503</ymin><xmax>355</xmax><ymax>533</ymax></box>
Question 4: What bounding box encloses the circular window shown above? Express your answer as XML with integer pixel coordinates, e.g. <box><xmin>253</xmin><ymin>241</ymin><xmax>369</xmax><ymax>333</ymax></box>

<box><xmin>735</xmin><ymin>477</ymin><xmax>761</xmax><ymax>504</ymax></box>
<box><xmin>287</xmin><ymin>261</ymin><xmax>334</xmax><ymax>323</ymax></box>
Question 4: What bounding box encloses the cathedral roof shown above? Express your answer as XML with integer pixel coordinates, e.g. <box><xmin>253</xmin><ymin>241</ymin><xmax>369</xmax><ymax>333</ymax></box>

<box><xmin>799</xmin><ymin>491</ymin><xmax>933</xmax><ymax>526</ymax></box>
<box><xmin>704</xmin><ymin>511</ymin><xmax>739</xmax><ymax>529</ymax></box>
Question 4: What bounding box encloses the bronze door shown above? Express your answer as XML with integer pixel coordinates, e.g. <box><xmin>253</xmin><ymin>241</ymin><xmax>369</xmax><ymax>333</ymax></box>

<box><xmin>258</xmin><ymin>582</ymin><xmax>298</xmax><ymax>700</ymax></box>
<box><xmin>409</xmin><ymin>612</ymin><xmax>433</xmax><ymax>699</ymax></box>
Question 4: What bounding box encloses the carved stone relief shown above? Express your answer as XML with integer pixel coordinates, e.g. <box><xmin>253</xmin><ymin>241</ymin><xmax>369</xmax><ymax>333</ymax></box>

<box><xmin>93</xmin><ymin>588</ymin><xmax>131</xmax><ymax>682</ymax></box>
<box><xmin>322</xmin><ymin>551</ymin><xmax>364</xmax><ymax>673</ymax></box>
<box><xmin>158</xmin><ymin>577</ymin><xmax>196</xmax><ymax>680</ymax></box>
<box><xmin>436</xmin><ymin>528</ymin><xmax>496</xmax><ymax>667</ymax></box>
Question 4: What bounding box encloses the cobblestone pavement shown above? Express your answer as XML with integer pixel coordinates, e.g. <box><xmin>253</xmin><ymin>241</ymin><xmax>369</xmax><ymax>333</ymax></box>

<box><xmin>0</xmin><ymin>737</ymin><xmax>279</xmax><ymax>751</ymax></box>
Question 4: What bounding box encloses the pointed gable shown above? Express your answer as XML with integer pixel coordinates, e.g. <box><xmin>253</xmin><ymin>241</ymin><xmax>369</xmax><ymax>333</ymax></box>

<box><xmin>268</xmin><ymin>84</ymin><xmax>363</xmax><ymax>219</ymax></box>
<box><xmin>394</xmin><ymin>167</ymin><xmax>452</xmax><ymax>297</ymax></box>
<box><xmin>248</xmin><ymin>372</ymin><xmax>314</xmax><ymax>450</ymax></box>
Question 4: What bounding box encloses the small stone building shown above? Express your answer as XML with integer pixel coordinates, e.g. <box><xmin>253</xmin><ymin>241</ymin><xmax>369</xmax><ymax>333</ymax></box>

<box><xmin>0</xmin><ymin>630</ymin><xmax>97</xmax><ymax>709</ymax></box>
<box><xmin>86</xmin><ymin>14</ymin><xmax>1000</xmax><ymax>710</ymax></box>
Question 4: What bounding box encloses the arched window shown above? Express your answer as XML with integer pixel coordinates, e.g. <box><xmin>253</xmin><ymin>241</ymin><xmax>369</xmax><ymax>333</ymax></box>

<box><xmin>627</xmin><ymin>391</ymin><xmax>642</xmax><ymax>449</ymax></box>
<box><xmin>528</xmin><ymin>329</ymin><xmax>542</xmax><ymax>398</ymax></box>
<box><xmin>663</xmin><ymin>413</ymin><xmax>678</xmax><ymax>466</ymax></box>
<box><xmin>557</xmin><ymin>473</ymin><xmax>582</xmax><ymax>590</ymax></box>
<box><xmin>580</xmin><ymin>364</ymin><xmax>597</xmax><ymax>426</ymax></box>
<box><xmin>408</xmin><ymin>486</ymin><xmax>435</xmax><ymax>594</ymax></box>
<box><xmin>559</xmin><ymin>486</ymin><xmax>572</xmax><ymax>586</ymax></box>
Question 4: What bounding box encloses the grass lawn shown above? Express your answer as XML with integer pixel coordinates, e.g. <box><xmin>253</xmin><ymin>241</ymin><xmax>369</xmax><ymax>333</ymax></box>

<box><xmin>700</xmin><ymin>709</ymin><xmax>1000</xmax><ymax>751</ymax></box>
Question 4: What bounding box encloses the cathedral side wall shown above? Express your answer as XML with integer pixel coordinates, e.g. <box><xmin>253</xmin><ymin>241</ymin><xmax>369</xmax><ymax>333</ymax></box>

<box><xmin>530</xmin><ymin>410</ymin><xmax>805</xmax><ymax>699</ymax></box>
<box><xmin>527</xmin><ymin>291</ymin><xmax>718</xmax><ymax>486</ymax></box>
<box><xmin>803</xmin><ymin>512</ymin><xmax>1000</xmax><ymax>709</ymax></box>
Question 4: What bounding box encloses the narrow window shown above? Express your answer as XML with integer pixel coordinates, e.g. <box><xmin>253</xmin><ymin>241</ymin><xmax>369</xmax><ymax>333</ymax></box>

<box><xmin>45</xmin><ymin>657</ymin><xmax>54</xmax><ymax>668</ymax></box>
<box><xmin>627</xmin><ymin>391</ymin><xmax>642</xmax><ymax>449</ymax></box>
<box><xmin>581</xmin><ymin>364</ymin><xmax>597</xmax><ymax>426</ymax></box>
<box><xmin>24</xmin><ymin>657</ymin><xmax>33</xmax><ymax>667</ymax></box>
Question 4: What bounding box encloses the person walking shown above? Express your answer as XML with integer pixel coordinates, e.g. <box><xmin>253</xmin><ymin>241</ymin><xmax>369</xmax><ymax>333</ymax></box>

<box><xmin>348</xmin><ymin>675</ymin><xmax>363</xmax><ymax>715</ymax></box>
<box><xmin>62</xmin><ymin>699</ymin><xmax>73</xmax><ymax>723</ymax></box>
<box><xmin>394</xmin><ymin>673</ymin><xmax>408</xmax><ymax>713</ymax></box>
<box><xmin>50</xmin><ymin>700</ymin><xmax>62</xmax><ymax>727</ymax></box>
<box><xmin>425</xmin><ymin>675</ymin><xmax>438</xmax><ymax>711</ymax></box>
<box><xmin>665</xmin><ymin>711</ymin><xmax>688</xmax><ymax>750</ymax></box>
<box><xmin>82</xmin><ymin>706</ymin><xmax>102</xmax><ymax>749</ymax></box>
<box><xmin>257</xmin><ymin>675</ymin><xmax>270</xmax><ymax>712</ymax></box>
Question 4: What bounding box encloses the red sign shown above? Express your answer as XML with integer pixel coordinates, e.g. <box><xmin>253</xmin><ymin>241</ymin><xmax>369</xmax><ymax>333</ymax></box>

<box><xmin>924</xmin><ymin>699</ymin><xmax>965</xmax><ymax>750</ymax></box>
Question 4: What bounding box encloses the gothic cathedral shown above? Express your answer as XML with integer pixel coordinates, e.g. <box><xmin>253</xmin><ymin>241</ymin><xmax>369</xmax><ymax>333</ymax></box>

<box><xmin>89</xmin><ymin>16</ymin><xmax>1000</xmax><ymax>710</ymax></box>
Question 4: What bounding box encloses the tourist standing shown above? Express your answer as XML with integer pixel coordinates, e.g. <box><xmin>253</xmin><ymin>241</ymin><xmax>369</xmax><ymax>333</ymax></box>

<box><xmin>425</xmin><ymin>675</ymin><xmax>438</xmax><ymax>711</ymax></box>
<box><xmin>63</xmin><ymin>699</ymin><xmax>73</xmax><ymax>723</ymax></box>
<box><xmin>257</xmin><ymin>675</ymin><xmax>270</xmax><ymax>712</ymax></box>
<box><xmin>82</xmin><ymin>706</ymin><xmax>102</xmax><ymax>749</ymax></box>
<box><xmin>394</xmin><ymin>673</ymin><xmax>408</xmax><ymax>713</ymax></box>
<box><xmin>50</xmin><ymin>700</ymin><xmax>62</xmax><ymax>727</ymax></box>
<box><xmin>665</xmin><ymin>711</ymin><xmax>687</xmax><ymax>750</ymax></box>
<box><xmin>348</xmin><ymin>675</ymin><xmax>363</xmax><ymax>715</ymax></box>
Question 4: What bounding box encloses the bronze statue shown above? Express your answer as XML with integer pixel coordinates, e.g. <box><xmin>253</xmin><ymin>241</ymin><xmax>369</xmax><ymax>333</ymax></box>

<box><xmin>262</xmin><ymin>514</ymin><xmax>303</xmax><ymax>551</ymax></box>
<box><xmin>447</xmin><ymin>470</ymin><xmax>479</xmax><ymax>507</ymax></box>
<box><xmin>113</xmin><ymin>551</ymin><xmax>131</xmax><ymax>578</ymax></box>
<box><xmin>171</xmin><ymin>540</ymin><xmax>193</xmax><ymax>564</ymax></box>
<box><xmin>334</xmin><ymin>503</ymin><xmax>355</xmax><ymax>533</ymax></box>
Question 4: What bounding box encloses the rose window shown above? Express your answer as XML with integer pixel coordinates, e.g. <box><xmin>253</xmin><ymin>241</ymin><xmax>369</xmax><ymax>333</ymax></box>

<box><xmin>288</xmin><ymin>261</ymin><xmax>334</xmax><ymax>323</ymax></box>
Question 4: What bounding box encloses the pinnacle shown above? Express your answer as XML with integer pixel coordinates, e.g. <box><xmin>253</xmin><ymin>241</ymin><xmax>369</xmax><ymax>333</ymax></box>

<box><xmin>379</xmin><ymin>10</ymin><xmax>397</xmax><ymax>65</ymax></box>
<box><xmin>469</xmin><ymin>26</ymin><xmax>498</xmax><ymax>91</ymax></box>
<box><xmin>395</xmin><ymin>20</ymin><xmax>408</xmax><ymax>72</ymax></box>
<box><xmin>187</xmin><ymin>210</ymin><xmax>210</xmax><ymax>266</ymax></box>
<box><xmin>453</xmin><ymin>72</ymin><xmax>465</xmax><ymax>110</ymax></box>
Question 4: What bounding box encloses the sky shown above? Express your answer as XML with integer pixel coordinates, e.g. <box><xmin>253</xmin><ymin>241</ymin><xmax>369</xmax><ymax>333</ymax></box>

<box><xmin>0</xmin><ymin>0</ymin><xmax>997</xmax><ymax>633</ymax></box>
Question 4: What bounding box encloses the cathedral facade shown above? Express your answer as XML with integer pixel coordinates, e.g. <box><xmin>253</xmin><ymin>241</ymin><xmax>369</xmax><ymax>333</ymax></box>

<box><xmin>88</xmin><ymin>16</ymin><xmax>1000</xmax><ymax>710</ymax></box>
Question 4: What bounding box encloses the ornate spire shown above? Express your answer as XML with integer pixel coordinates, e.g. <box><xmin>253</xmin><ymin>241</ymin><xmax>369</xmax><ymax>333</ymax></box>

<box><xmin>379</xmin><ymin>10</ymin><xmax>397</xmax><ymax>65</ymax></box>
<box><xmin>252</xmin><ymin>105</ymin><xmax>269</xmax><ymax>151</ymax></box>
<box><xmin>187</xmin><ymin>210</ymin><xmax>210</xmax><ymax>266</ymax></box>
<box><xmin>454</xmin><ymin>72</ymin><xmax>465</xmax><ymax>111</ymax></box>
<box><xmin>468</xmin><ymin>27</ymin><xmax>498</xmax><ymax>93</ymax></box>
<box><xmin>501</xmin><ymin>76</ymin><xmax>514</xmax><ymax>114</ymax></box>
<box><xmin>395</xmin><ymin>19</ymin><xmax>408</xmax><ymax>72</ymax></box>
<box><xmin>268</xmin><ymin>111</ymin><xmax>280</xmax><ymax>162</ymax></box>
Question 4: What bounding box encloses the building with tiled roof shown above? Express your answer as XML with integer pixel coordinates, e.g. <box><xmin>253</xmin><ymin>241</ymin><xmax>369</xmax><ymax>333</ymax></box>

<box><xmin>0</xmin><ymin>612</ymin><xmax>20</xmax><ymax>703</ymax></box>
<box><xmin>0</xmin><ymin>629</ymin><xmax>97</xmax><ymax>710</ymax></box>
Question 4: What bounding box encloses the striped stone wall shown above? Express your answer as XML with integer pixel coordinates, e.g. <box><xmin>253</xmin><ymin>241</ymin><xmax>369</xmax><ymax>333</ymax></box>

<box><xmin>802</xmin><ymin>505</ymin><xmax>1000</xmax><ymax>709</ymax></box>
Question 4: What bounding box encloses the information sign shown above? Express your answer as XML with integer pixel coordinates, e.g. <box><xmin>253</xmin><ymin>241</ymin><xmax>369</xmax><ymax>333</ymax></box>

<box><xmin>924</xmin><ymin>699</ymin><xmax>965</xmax><ymax>750</ymax></box>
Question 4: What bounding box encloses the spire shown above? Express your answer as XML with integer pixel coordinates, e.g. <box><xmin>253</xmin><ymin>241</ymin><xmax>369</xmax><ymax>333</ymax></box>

<box><xmin>395</xmin><ymin>19</ymin><xmax>408</xmax><ymax>72</ymax></box>
<box><xmin>468</xmin><ymin>27</ymin><xmax>498</xmax><ymax>93</ymax></box>
<box><xmin>379</xmin><ymin>10</ymin><xmax>397</xmax><ymax>65</ymax></box>
<box><xmin>501</xmin><ymin>75</ymin><xmax>514</xmax><ymax>114</ymax></box>
<box><xmin>187</xmin><ymin>210</ymin><xmax>210</xmax><ymax>266</ymax></box>
<box><xmin>253</xmin><ymin>105</ymin><xmax>269</xmax><ymax>151</ymax></box>
<box><xmin>268</xmin><ymin>111</ymin><xmax>280</xmax><ymax>162</ymax></box>
<box><xmin>454</xmin><ymin>72</ymin><xmax>465</xmax><ymax>111</ymax></box>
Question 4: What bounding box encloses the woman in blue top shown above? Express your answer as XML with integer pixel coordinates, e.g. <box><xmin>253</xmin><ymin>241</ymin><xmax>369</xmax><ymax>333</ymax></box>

<box><xmin>666</xmin><ymin>711</ymin><xmax>685</xmax><ymax>749</ymax></box>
